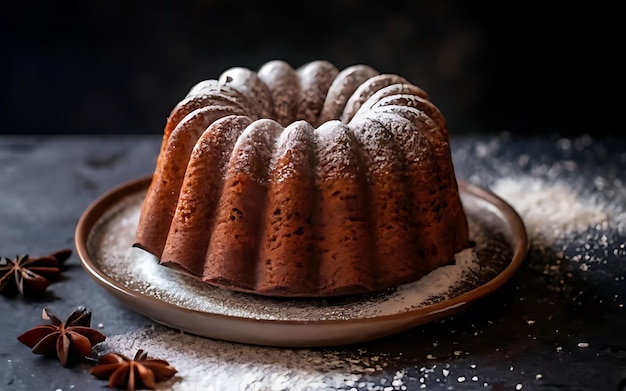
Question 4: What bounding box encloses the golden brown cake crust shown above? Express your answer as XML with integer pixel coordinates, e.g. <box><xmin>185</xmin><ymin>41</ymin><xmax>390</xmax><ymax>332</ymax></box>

<box><xmin>134</xmin><ymin>60</ymin><xmax>470</xmax><ymax>298</ymax></box>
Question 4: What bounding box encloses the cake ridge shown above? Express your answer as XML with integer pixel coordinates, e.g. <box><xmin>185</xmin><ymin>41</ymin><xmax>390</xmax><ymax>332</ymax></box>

<box><xmin>218</xmin><ymin>67</ymin><xmax>273</xmax><ymax>120</ymax></box>
<box><xmin>257</xmin><ymin>60</ymin><xmax>301</xmax><ymax>126</ymax></box>
<box><xmin>201</xmin><ymin>119</ymin><xmax>285</xmax><ymax>291</ymax></box>
<box><xmin>160</xmin><ymin>115</ymin><xmax>253</xmax><ymax>277</ymax></box>
<box><xmin>296</xmin><ymin>60</ymin><xmax>339</xmax><ymax>125</ymax></box>
<box><xmin>341</xmin><ymin>73</ymin><xmax>413</xmax><ymax>123</ymax></box>
<box><xmin>135</xmin><ymin>105</ymin><xmax>248</xmax><ymax>257</ymax></box>
<box><xmin>258</xmin><ymin>120</ymin><xmax>320</xmax><ymax>293</ymax></box>
<box><xmin>316</xmin><ymin>64</ymin><xmax>378</xmax><ymax>126</ymax></box>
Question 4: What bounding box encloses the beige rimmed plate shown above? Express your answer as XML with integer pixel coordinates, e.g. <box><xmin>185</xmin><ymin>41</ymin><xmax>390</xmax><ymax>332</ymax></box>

<box><xmin>75</xmin><ymin>176</ymin><xmax>528</xmax><ymax>348</ymax></box>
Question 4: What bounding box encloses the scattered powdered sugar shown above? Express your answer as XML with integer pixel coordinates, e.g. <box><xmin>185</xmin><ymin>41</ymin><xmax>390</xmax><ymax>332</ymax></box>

<box><xmin>490</xmin><ymin>173</ymin><xmax>625</xmax><ymax>269</ymax></box>
<box><xmin>97</xmin><ymin>325</ymin><xmax>395</xmax><ymax>391</ymax></box>
<box><xmin>114</xmin><ymin>246</ymin><xmax>478</xmax><ymax>321</ymax></box>
<box><xmin>271</xmin><ymin>121</ymin><xmax>315</xmax><ymax>184</ymax></box>
<box><xmin>491</xmin><ymin>177</ymin><xmax>609</xmax><ymax>244</ymax></box>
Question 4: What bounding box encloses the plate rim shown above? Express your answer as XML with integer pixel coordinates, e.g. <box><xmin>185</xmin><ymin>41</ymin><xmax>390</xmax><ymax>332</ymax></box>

<box><xmin>75</xmin><ymin>176</ymin><xmax>529</xmax><ymax>345</ymax></box>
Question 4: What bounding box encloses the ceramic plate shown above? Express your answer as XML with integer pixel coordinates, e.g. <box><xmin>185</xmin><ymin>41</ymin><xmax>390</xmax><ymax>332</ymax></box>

<box><xmin>75</xmin><ymin>176</ymin><xmax>528</xmax><ymax>347</ymax></box>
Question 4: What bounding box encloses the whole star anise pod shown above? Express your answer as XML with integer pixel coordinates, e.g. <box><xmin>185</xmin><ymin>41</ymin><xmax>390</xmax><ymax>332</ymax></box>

<box><xmin>17</xmin><ymin>306</ymin><xmax>106</xmax><ymax>367</ymax></box>
<box><xmin>90</xmin><ymin>349</ymin><xmax>177</xmax><ymax>390</ymax></box>
<box><xmin>0</xmin><ymin>248</ymin><xmax>72</xmax><ymax>296</ymax></box>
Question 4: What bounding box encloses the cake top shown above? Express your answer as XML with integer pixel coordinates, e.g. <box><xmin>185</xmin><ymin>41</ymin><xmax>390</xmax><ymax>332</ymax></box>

<box><xmin>159</xmin><ymin>60</ymin><xmax>450</xmax><ymax>182</ymax></box>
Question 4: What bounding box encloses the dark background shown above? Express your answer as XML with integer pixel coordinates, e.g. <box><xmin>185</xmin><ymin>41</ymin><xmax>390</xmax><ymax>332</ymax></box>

<box><xmin>1</xmin><ymin>1</ymin><xmax>619</xmax><ymax>136</ymax></box>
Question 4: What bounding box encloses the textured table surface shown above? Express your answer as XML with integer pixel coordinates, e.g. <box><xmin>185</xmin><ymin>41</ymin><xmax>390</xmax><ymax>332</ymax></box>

<box><xmin>0</xmin><ymin>134</ymin><xmax>625</xmax><ymax>391</ymax></box>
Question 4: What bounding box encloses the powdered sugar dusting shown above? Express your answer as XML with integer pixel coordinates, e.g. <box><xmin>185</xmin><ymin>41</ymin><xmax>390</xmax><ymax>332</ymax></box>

<box><xmin>97</xmin><ymin>325</ymin><xmax>391</xmax><ymax>391</ymax></box>
<box><xmin>453</xmin><ymin>133</ymin><xmax>626</xmax><ymax>275</ymax></box>
<box><xmin>271</xmin><ymin>121</ymin><xmax>315</xmax><ymax>184</ymax></box>
<box><xmin>361</xmin><ymin>112</ymin><xmax>428</xmax><ymax>165</ymax></box>
<box><xmin>490</xmin><ymin>174</ymin><xmax>626</xmax><ymax>276</ymax></box>
<box><xmin>229</xmin><ymin>119</ymin><xmax>283</xmax><ymax>180</ymax></box>
<box><xmin>314</xmin><ymin>121</ymin><xmax>361</xmax><ymax>180</ymax></box>
<box><xmin>492</xmin><ymin>177</ymin><xmax>608</xmax><ymax>243</ymax></box>
<box><xmin>350</xmin><ymin>117</ymin><xmax>397</xmax><ymax>176</ymax></box>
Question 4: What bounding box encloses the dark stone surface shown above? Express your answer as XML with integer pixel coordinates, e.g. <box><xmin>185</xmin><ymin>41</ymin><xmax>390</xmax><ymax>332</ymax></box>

<box><xmin>0</xmin><ymin>134</ymin><xmax>625</xmax><ymax>390</ymax></box>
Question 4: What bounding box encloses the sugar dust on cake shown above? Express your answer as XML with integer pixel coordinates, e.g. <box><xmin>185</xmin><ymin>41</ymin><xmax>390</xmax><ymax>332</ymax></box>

<box><xmin>134</xmin><ymin>59</ymin><xmax>469</xmax><ymax>297</ymax></box>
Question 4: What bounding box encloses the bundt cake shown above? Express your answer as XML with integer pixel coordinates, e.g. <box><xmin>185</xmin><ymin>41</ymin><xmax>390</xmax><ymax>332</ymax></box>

<box><xmin>134</xmin><ymin>59</ymin><xmax>469</xmax><ymax>298</ymax></box>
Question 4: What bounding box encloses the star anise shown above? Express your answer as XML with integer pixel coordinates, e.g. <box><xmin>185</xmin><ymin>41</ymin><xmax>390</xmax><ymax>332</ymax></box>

<box><xmin>0</xmin><ymin>248</ymin><xmax>72</xmax><ymax>296</ymax></box>
<box><xmin>90</xmin><ymin>349</ymin><xmax>177</xmax><ymax>390</ymax></box>
<box><xmin>17</xmin><ymin>306</ymin><xmax>106</xmax><ymax>367</ymax></box>
<box><xmin>46</xmin><ymin>248</ymin><xmax>73</xmax><ymax>268</ymax></box>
